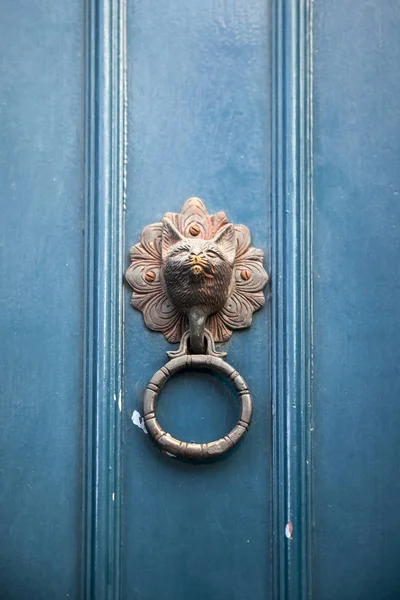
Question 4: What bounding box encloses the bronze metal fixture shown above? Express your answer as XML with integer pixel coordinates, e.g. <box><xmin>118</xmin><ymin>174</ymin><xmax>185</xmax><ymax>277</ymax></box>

<box><xmin>125</xmin><ymin>197</ymin><xmax>269</xmax><ymax>459</ymax></box>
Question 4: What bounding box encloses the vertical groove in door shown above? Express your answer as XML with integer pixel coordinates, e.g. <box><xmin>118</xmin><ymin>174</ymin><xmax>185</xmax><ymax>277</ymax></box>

<box><xmin>82</xmin><ymin>1</ymin><xmax>127</xmax><ymax>598</ymax></box>
<box><xmin>271</xmin><ymin>0</ymin><xmax>314</xmax><ymax>598</ymax></box>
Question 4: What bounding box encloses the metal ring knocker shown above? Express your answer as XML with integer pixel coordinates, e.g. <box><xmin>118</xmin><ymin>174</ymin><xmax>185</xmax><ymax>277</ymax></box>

<box><xmin>143</xmin><ymin>331</ymin><xmax>253</xmax><ymax>460</ymax></box>
<box><xmin>126</xmin><ymin>198</ymin><xmax>269</xmax><ymax>461</ymax></box>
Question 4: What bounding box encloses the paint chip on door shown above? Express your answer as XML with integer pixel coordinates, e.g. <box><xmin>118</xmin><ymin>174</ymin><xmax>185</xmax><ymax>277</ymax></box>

<box><xmin>131</xmin><ymin>410</ymin><xmax>148</xmax><ymax>434</ymax></box>
<box><xmin>285</xmin><ymin>522</ymin><xmax>293</xmax><ymax>540</ymax></box>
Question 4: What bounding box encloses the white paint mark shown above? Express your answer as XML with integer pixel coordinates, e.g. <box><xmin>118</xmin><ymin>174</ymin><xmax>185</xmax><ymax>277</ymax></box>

<box><xmin>118</xmin><ymin>390</ymin><xmax>122</xmax><ymax>413</ymax></box>
<box><xmin>285</xmin><ymin>522</ymin><xmax>293</xmax><ymax>539</ymax></box>
<box><xmin>131</xmin><ymin>410</ymin><xmax>147</xmax><ymax>434</ymax></box>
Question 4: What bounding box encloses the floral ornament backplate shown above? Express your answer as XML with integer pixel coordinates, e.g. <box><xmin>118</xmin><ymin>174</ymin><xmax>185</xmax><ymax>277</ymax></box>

<box><xmin>125</xmin><ymin>197</ymin><xmax>269</xmax><ymax>344</ymax></box>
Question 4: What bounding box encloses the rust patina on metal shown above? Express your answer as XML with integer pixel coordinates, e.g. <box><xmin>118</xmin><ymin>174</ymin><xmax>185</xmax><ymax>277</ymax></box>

<box><xmin>125</xmin><ymin>197</ymin><xmax>269</xmax><ymax>460</ymax></box>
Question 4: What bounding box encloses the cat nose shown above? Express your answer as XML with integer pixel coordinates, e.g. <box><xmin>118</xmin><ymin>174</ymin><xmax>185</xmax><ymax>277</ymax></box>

<box><xmin>190</xmin><ymin>255</ymin><xmax>203</xmax><ymax>265</ymax></box>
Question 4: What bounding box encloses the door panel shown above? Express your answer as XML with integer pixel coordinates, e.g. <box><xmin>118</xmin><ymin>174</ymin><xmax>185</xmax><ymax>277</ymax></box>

<box><xmin>313</xmin><ymin>1</ymin><xmax>400</xmax><ymax>598</ymax></box>
<box><xmin>123</xmin><ymin>1</ymin><xmax>271</xmax><ymax>599</ymax></box>
<box><xmin>0</xmin><ymin>3</ymin><xmax>84</xmax><ymax>599</ymax></box>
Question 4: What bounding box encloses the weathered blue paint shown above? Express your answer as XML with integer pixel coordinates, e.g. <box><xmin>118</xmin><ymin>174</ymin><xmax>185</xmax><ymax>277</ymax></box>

<box><xmin>123</xmin><ymin>1</ymin><xmax>271</xmax><ymax>599</ymax></box>
<box><xmin>271</xmin><ymin>1</ymin><xmax>313</xmax><ymax>598</ymax></box>
<box><xmin>313</xmin><ymin>1</ymin><xmax>400</xmax><ymax>598</ymax></box>
<box><xmin>4</xmin><ymin>0</ymin><xmax>398</xmax><ymax>598</ymax></box>
<box><xmin>0</xmin><ymin>2</ymin><xmax>84</xmax><ymax>599</ymax></box>
<box><xmin>82</xmin><ymin>1</ymin><xmax>125</xmax><ymax>599</ymax></box>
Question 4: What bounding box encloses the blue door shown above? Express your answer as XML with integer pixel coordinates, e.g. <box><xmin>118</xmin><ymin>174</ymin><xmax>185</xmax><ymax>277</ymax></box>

<box><xmin>0</xmin><ymin>1</ymin><xmax>399</xmax><ymax>599</ymax></box>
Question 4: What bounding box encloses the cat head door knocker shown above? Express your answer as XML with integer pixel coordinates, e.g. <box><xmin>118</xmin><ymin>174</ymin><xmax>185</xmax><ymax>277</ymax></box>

<box><xmin>125</xmin><ymin>197</ymin><xmax>269</xmax><ymax>460</ymax></box>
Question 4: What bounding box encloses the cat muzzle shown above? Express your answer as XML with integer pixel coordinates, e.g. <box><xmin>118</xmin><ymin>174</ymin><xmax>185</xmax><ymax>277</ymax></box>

<box><xmin>191</xmin><ymin>265</ymin><xmax>203</xmax><ymax>275</ymax></box>
<box><xmin>190</xmin><ymin>254</ymin><xmax>208</xmax><ymax>275</ymax></box>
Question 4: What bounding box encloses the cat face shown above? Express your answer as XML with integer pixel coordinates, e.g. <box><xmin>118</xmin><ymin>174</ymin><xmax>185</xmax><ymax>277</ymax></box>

<box><xmin>161</xmin><ymin>218</ymin><xmax>236</xmax><ymax>315</ymax></box>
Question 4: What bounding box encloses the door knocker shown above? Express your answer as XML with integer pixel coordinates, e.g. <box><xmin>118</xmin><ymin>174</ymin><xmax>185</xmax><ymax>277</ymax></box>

<box><xmin>125</xmin><ymin>197</ymin><xmax>269</xmax><ymax>459</ymax></box>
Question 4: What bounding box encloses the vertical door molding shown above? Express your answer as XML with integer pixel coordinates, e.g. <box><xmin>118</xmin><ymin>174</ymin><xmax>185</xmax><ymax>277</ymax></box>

<box><xmin>82</xmin><ymin>1</ymin><xmax>127</xmax><ymax>599</ymax></box>
<box><xmin>271</xmin><ymin>1</ymin><xmax>313</xmax><ymax>598</ymax></box>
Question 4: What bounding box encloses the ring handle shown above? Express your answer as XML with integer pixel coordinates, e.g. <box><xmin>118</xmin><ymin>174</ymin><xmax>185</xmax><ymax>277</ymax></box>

<box><xmin>143</xmin><ymin>354</ymin><xmax>253</xmax><ymax>460</ymax></box>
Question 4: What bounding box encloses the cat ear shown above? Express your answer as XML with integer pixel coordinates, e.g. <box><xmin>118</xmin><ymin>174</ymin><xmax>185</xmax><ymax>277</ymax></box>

<box><xmin>212</xmin><ymin>224</ymin><xmax>236</xmax><ymax>265</ymax></box>
<box><xmin>162</xmin><ymin>218</ymin><xmax>185</xmax><ymax>259</ymax></box>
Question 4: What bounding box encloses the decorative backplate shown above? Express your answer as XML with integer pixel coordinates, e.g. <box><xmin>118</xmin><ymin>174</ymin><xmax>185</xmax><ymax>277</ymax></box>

<box><xmin>125</xmin><ymin>197</ymin><xmax>269</xmax><ymax>344</ymax></box>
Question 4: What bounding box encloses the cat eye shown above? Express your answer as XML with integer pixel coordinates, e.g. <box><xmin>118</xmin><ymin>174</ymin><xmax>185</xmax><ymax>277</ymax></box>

<box><xmin>206</xmin><ymin>250</ymin><xmax>222</xmax><ymax>259</ymax></box>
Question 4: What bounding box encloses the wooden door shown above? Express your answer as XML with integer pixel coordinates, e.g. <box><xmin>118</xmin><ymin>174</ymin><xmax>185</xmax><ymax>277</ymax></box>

<box><xmin>1</xmin><ymin>1</ymin><xmax>399</xmax><ymax>599</ymax></box>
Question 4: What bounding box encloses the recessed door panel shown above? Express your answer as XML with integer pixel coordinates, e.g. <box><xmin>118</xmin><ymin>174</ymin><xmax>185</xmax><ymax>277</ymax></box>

<box><xmin>123</xmin><ymin>2</ymin><xmax>271</xmax><ymax>598</ymax></box>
